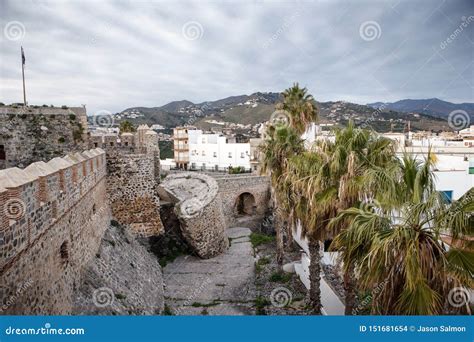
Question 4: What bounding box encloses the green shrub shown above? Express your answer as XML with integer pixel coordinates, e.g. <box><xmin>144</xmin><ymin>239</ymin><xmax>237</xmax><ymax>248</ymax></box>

<box><xmin>269</xmin><ymin>271</ymin><xmax>292</xmax><ymax>283</ymax></box>
<box><xmin>58</xmin><ymin>137</ymin><xmax>65</xmax><ymax>143</ymax></box>
<box><xmin>69</xmin><ymin>114</ymin><xmax>76</xmax><ymax>120</ymax></box>
<box><xmin>249</xmin><ymin>232</ymin><xmax>275</xmax><ymax>248</ymax></box>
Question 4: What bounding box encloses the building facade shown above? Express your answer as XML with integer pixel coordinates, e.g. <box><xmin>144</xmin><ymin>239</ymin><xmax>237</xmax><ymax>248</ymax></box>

<box><xmin>173</xmin><ymin>127</ymin><xmax>252</xmax><ymax>171</ymax></box>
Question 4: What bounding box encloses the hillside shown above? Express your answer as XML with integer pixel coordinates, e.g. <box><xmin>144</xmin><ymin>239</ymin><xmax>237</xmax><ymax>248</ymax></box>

<box><xmin>115</xmin><ymin>93</ymin><xmax>462</xmax><ymax>133</ymax></box>
<box><xmin>367</xmin><ymin>98</ymin><xmax>474</xmax><ymax>121</ymax></box>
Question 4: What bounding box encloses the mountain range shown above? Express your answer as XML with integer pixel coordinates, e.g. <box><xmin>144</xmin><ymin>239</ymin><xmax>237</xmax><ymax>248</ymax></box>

<box><xmin>367</xmin><ymin>98</ymin><xmax>474</xmax><ymax>121</ymax></box>
<box><xmin>117</xmin><ymin>93</ymin><xmax>472</xmax><ymax>133</ymax></box>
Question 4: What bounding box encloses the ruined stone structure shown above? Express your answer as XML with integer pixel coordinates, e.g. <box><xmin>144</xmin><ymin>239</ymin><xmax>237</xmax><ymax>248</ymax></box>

<box><xmin>0</xmin><ymin>148</ymin><xmax>110</xmax><ymax>314</ymax></box>
<box><xmin>93</xmin><ymin>129</ymin><xmax>164</xmax><ymax>238</ymax></box>
<box><xmin>0</xmin><ymin>106</ymin><xmax>88</xmax><ymax>170</ymax></box>
<box><xmin>159</xmin><ymin>173</ymin><xmax>228</xmax><ymax>258</ymax></box>
<box><xmin>213</xmin><ymin>174</ymin><xmax>271</xmax><ymax>229</ymax></box>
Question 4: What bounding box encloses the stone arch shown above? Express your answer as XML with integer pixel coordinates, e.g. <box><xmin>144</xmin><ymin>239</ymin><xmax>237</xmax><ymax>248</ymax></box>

<box><xmin>234</xmin><ymin>192</ymin><xmax>256</xmax><ymax>216</ymax></box>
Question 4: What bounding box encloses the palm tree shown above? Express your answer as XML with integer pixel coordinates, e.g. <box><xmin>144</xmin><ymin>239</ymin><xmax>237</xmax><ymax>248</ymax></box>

<box><xmin>119</xmin><ymin>120</ymin><xmax>136</xmax><ymax>133</ymax></box>
<box><xmin>331</xmin><ymin>152</ymin><xmax>473</xmax><ymax>314</ymax></box>
<box><xmin>281</xmin><ymin>83</ymin><xmax>319</xmax><ymax>135</ymax></box>
<box><xmin>285</xmin><ymin>122</ymin><xmax>397</xmax><ymax>314</ymax></box>
<box><xmin>260</xmin><ymin>124</ymin><xmax>304</xmax><ymax>264</ymax></box>
<box><xmin>261</xmin><ymin>84</ymin><xmax>318</xmax><ymax>262</ymax></box>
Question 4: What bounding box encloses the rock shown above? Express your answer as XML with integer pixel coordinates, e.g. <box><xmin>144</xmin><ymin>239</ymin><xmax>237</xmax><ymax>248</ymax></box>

<box><xmin>72</xmin><ymin>224</ymin><xmax>164</xmax><ymax>315</ymax></box>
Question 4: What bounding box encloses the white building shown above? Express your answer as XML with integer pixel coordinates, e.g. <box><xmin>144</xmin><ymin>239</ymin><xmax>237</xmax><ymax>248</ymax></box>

<box><xmin>172</xmin><ymin>127</ymin><xmax>252</xmax><ymax>171</ymax></box>
<box><xmin>188</xmin><ymin>129</ymin><xmax>251</xmax><ymax>171</ymax></box>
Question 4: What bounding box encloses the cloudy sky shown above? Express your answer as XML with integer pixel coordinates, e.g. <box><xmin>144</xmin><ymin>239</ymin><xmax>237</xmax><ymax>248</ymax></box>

<box><xmin>0</xmin><ymin>0</ymin><xmax>472</xmax><ymax>114</ymax></box>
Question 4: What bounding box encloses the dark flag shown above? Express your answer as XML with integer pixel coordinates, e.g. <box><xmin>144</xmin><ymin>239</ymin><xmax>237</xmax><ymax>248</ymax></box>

<box><xmin>21</xmin><ymin>46</ymin><xmax>25</xmax><ymax>66</ymax></box>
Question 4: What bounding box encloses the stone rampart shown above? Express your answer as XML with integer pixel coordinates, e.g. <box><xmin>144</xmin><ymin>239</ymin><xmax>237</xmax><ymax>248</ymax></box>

<box><xmin>0</xmin><ymin>148</ymin><xmax>110</xmax><ymax>314</ymax></box>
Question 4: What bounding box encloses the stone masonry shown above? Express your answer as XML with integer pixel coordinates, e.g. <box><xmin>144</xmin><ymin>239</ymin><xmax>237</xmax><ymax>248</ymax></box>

<box><xmin>105</xmin><ymin>130</ymin><xmax>163</xmax><ymax>238</ymax></box>
<box><xmin>159</xmin><ymin>173</ymin><xmax>228</xmax><ymax>258</ymax></box>
<box><xmin>213</xmin><ymin>174</ymin><xmax>271</xmax><ymax>229</ymax></box>
<box><xmin>0</xmin><ymin>148</ymin><xmax>110</xmax><ymax>314</ymax></box>
<box><xmin>0</xmin><ymin>106</ymin><xmax>88</xmax><ymax>170</ymax></box>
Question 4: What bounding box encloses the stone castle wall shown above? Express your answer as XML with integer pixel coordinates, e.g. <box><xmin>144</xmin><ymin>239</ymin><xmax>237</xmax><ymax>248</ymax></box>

<box><xmin>0</xmin><ymin>106</ymin><xmax>88</xmax><ymax>170</ymax></box>
<box><xmin>214</xmin><ymin>174</ymin><xmax>270</xmax><ymax>228</ymax></box>
<box><xmin>0</xmin><ymin>148</ymin><xmax>110</xmax><ymax>314</ymax></box>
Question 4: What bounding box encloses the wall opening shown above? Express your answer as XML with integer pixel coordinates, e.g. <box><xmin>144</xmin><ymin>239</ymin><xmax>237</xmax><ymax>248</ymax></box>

<box><xmin>60</xmin><ymin>241</ymin><xmax>69</xmax><ymax>266</ymax></box>
<box><xmin>235</xmin><ymin>192</ymin><xmax>256</xmax><ymax>216</ymax></box>
<box><xmin>0</xmin><ymin>145</ymin><xmax>5</xmax><ymax>161</ymax></box>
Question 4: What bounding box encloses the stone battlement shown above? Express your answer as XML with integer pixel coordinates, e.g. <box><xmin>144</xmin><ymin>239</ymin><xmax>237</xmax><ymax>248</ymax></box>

<box><xmin>0</xmin><ymin>148</ymin><xmax>106</xmax><ymax>272</ymax></box>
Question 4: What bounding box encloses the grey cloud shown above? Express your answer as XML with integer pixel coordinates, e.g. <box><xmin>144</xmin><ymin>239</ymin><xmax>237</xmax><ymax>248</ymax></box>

<box><xmin>0</xmin><ymin>0</ymin><xmax>472</xmax><ymax>115</ymax></box>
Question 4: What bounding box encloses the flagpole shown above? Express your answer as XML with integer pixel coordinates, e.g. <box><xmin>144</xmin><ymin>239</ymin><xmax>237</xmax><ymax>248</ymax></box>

<box><xmin>21</xmin><ymin>46</ymin><xmax>26</xmax><ymax>106</ymax></box>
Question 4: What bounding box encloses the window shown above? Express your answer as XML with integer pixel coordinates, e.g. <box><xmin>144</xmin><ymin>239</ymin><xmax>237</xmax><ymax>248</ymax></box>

<box><xmin>240</xmin><ymin>152</ymin><xmax>245</xmax><ymax>158</ymax></box>
<box><xmin>228</xmin><ymin>152</ymin><xmax>232</xmax><ymax>158</ymax></box>
<box><xmin>440</xmin><ymin>190</ymin><xmax>453</xmax><ymax>203</ymax></box>
<box><xmin>110</xmin><ymin>142</ymin><xmax>114</xmax><ymax>146</ymax></box>
<box><xmin>213</xmin><ymin>152</ymin><xmax>217</xmax><ymax>158</ymax></box>
<box><xmin>93</xmin><ymin>142</ymin><xmax>98</xmax><ymax>148</ymax></box>
<box><xmin>125</xmin><ymin>142</ymin><xmax>129</xmax><ymax>146</ymax></box>
<box><xmin>0</xmin><ymin>145</ymin><xmax>5</xmax><ymax>160</ymax></box>
<box><xmin>202</xmin><ymin>150</ymin><xmax>206</xmax><ymax>156</ymax></box>
<box><xmin>202</xmin><ymin>138</ymin><xmax>206</xmax><ymax>143</ymax></box>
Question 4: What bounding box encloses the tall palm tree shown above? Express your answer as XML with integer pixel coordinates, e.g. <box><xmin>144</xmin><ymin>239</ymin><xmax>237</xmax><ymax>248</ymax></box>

<box><xmin>260</xmin><ymin>124</ymin><xmax>304</xmax><ymax>264</ymax></box>
<box><xmin>286</xmin><ymin>122</ymin><xmax>397</xmax><ymax>314</ymax></box>
<box><xmin>281</xmin><ymin>83</ymin><xmax>319</xmax><ymax>135</ymax></box>
<box><xmin>331</xmin><ymin>153</ymin><xmax>473</xmax><ymax>314</ymax></box>
<box><xmin>261</xmin><ymin>84</ymin><xmax>318</xmax><ymax>263</ymax></box>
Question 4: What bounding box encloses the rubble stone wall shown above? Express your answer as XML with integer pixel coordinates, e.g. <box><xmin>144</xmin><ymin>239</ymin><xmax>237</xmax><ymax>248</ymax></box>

<box><xmin>0</xmin><ymin>106</ymin><xmax>88</xmax><ymax>170</ymax></box>
<box><xmin>106</xmin><ymin>149</ymin><xmax>163</xmax><ymax>238</ymax></box>
<box><xmin>159</xmin><ymin>173</ymin><xmax>228</xmax><ymax>258</ymax></box>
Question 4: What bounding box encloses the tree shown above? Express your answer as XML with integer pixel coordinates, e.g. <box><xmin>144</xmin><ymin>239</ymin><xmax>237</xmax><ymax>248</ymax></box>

<box><xmin>331</xmin><ymin>152</ymin><xmax>474</xmax><ymax>314</ymax></box>
<box><xmin>120</xmin><ymin>120</ymin><xmax>136</xmax><ymax>133</ymax></box>
<box><xmin>260</xmin><ymin>124</ymin><xmax>304</xmax><ymax>264</ymax></box>
<box><xmin>281</xmin><ymin>83</ymin><xmax>319</xmax><ymax>135</ymax></box>
<box><xmin>284</xmin><ymin>122</ymin><xmax>397</xmax><ymax>314</ymax></box>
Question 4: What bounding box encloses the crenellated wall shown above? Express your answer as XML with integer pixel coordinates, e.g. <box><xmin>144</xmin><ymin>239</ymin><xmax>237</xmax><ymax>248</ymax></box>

<box><xmin>0</xmin><ymin>148</ymin><xmax>110</xmax><ymax>314</ymax></box>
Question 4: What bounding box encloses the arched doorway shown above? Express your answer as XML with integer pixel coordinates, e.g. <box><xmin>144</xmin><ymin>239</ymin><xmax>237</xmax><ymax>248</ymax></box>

<box><xmin>235</xmin><ymin>192</ymin><xmax>256</xmax><ymax>216</ymax></box>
